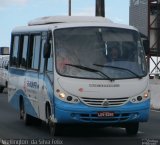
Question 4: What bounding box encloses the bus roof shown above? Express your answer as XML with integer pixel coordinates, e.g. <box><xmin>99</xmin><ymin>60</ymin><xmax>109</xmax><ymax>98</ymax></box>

<box><xmin>12</xmin><ymin>16</ymin><xmax>138</xmax><ymax>33</ymax></box>
<box><xmin>28</xmin><ymin>16</ymin><xmax>113</xmax><ymax>26</ymax></box>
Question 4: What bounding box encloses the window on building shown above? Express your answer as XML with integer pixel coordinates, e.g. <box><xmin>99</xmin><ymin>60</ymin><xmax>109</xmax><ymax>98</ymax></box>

<box><xmin>133</xmin><ymin>0</ymin><xmax>139</xmax><ymax>5</ymax></box>
<box><xmin>140</xmin><ymin>0</ymin><xmax>147</xmax><ymax>4</ymax></box>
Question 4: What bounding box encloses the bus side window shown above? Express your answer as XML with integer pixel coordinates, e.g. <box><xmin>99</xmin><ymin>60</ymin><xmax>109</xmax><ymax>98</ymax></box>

<box><xmin>28</xmin><ymin>35</ymin><xmax>34</xmax><ymax>69</ymax></box>
<box><xmin>47</xmin><ymin>41</ymin><xmax>53</xmax><ymax>72</ymax></box>
<box><xmin>28</xmin><ymin>35</ymin><xmax>41</xmax><ymax>70</ymax></box>
<box><xmin>31</xmin><ymin>35</ymin><xmax>41</xmax><ymax>70</ymax></box>
<box><xmin>17</xmin><ymin>35</ymin><xmax>24</xmax><ymax>67</ymax></box>
<box><xmin>10</xmin><ymin>35</ymin><xmax>19</xmax><ymax>67</ymax></box>
<box><xmin>21</xmin><ymin>35</ymin><xmax>29</xmax><ymax>68</ymax></box>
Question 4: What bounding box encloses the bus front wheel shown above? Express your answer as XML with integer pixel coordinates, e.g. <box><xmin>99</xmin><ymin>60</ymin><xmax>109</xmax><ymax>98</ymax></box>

<box><xmin>125</xmin><ymin>122</ymin><xmax>139</xmax><ymax>136</ymax></box>
<box><xmin>46</xmin><ymin>105</ymin><xmax>55</xmax><ymax>135</ymax></box>
<box><xmin>46</xmin><ymin>105</ymin><xmax>61</xmax><ymax>136</ymax></box>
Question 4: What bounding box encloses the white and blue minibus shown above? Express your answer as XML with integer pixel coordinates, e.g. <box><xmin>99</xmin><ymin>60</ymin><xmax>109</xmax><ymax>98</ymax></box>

<box><xmin>8</xmin><ymin>16</ymin><xmax>150</xmax><ymax>135</ymax></box>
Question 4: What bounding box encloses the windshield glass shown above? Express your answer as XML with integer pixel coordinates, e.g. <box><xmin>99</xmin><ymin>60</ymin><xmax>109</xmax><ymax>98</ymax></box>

<box><xmin>54</xmin><ymin>27</ymin><xmax>148</xmax><ymax>80</ymax></box>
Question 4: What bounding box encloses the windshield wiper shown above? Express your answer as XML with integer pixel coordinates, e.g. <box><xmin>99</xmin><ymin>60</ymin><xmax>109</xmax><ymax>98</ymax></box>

<box><xmin>93</xmin><ymin>64</ymin><xmax>142</xmax><ymax>79</ymax></box>
<box><xmin>65</xmin><ymin>64</ymin><xmax>114</xmax><ymax>81</ymax></box>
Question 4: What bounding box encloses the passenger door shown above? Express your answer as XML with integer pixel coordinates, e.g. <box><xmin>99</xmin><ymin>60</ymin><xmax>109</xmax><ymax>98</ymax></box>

<box><xmin>39</xmin><ymin>32</ymin><xmax>53</xmax><ymax>121</ymax></box>
<box><xmin>38</xmin><ymin>31</ymin><xmax>54</xmax><ymax>121</ymax></box>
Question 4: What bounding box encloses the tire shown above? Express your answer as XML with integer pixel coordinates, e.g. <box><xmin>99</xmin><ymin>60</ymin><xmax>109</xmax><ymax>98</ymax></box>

<box><xmin>46</xmin><ymin>105</ymin><xmax>58</xmax><ymax>136</ymax></box>
<box><xmin>19</xmin><ymin>99</ymin><xmax>32</xmax><ymax>125</ymax></box>
<box><xmin>125</xmin><ymin>122</ymin><xmax>139</xmax><ymax>136</ymax></box>
<box><xmin>48</xmin><ymin>123</ymin><xmax>62</xmax><ymax>136</ymax></box>
<box><xmin>23</xmin><ymin>112</ymin><xmax>33</xmax><ymax>126</ymax></box>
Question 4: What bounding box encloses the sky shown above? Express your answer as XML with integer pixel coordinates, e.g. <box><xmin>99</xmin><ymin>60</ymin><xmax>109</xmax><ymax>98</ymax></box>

<box><xmin>0</xmin><ymin>0</ymin><xmax>129</xmax><ymax>47</ymax></box>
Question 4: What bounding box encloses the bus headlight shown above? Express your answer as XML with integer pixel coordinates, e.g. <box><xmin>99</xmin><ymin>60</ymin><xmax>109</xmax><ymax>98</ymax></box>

<box><xmin>143</xmin><ymin>92</ymin><xmax>148</xmax><ymax>98</ymax></box>
<box><xmin>130</xmin><ymin>92</ymin><xmax>150</xmax><ymax>103</ymax></box>
<box><xmin>56</xmin><ymin>89</ymin><xmax>80</xmax><ymax>104</ymax></box>
<box><xmin>59</xmin><ymin>92</ymin><xmax>66</xmax><ymax>99</ymax></box>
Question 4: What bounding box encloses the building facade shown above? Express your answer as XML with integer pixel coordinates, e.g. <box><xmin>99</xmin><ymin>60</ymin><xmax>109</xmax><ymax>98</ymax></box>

<box><xmin>130</xmin><ymin>0</ymin><xmax>160</xmax><ymax>75</ymax></box>
<box><xmin>129</xmin><ymin>0</ymin><xmax>148</xmax><ymax>36</ymax></box>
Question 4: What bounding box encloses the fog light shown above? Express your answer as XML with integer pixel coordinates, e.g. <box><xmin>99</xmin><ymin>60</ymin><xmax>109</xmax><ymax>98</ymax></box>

<box><xmin>67</xmin><ymin>96</ymin><xmax>72</xmax><ymax>101</ymax></box>
<box><xmin>137</xmin><ymin>96</ymin><xmax>142</xmax><ymax>101</ymax></box>
<box><xmin>71</xmin><ymin>113</ymin><xmax>75</xmax><ymax>117</ymax></box>
<box><xmin>132</xmin><ymin>113</ymin><xmax>138</xmax><ymax>119</ymax></box>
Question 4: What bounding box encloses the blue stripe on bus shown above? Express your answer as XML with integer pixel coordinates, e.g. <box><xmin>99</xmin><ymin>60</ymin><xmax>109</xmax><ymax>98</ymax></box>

<box><xmin>9</xmin><ymin>68</ymin><xmax>38</xmax><ymax>77</ymax></box>
<box><xmin>9</xmin><ymin>68</ymin><xmax>54</xmax><ymax>102</ymax></box>
<box><xmin>9</xmin><ymin>68</ymin><xmax>55</xmax><ymax>118</ymax></box>
<box><xmin>9</xmin><ymin>68</ymin><xmax>26</xmax><ymax>76</ymax></box>
<box><xmin>10</xmin><ymin>89</ymin><xmax>38</xmax><ymax>118</ymax></box>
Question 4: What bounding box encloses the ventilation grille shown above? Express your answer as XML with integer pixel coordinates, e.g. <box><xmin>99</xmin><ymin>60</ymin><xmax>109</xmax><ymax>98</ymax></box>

<box><xmin>80</xmin><ymin>97</ymin><xmax>129</xmax><ymax>107</ymax></box>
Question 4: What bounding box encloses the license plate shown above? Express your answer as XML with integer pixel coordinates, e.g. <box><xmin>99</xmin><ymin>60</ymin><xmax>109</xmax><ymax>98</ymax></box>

<box><xmin>97</xmin><ymin>112</ymin><xmax>114</xmax><ymax>117</ymax></box>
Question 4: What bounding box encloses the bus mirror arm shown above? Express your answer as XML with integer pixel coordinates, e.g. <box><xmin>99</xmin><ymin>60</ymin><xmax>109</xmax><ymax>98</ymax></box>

<box><xmin>143</xmin><ymin>39</ymin><xmax>149</xmax><ymax>55</ymax></box>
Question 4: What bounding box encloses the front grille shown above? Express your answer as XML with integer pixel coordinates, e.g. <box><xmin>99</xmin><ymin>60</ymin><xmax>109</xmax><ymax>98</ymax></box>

<box><xmin>80</xmin><ymin>97</ymin><xmax>129</xmax><ymax>107</ymax></box>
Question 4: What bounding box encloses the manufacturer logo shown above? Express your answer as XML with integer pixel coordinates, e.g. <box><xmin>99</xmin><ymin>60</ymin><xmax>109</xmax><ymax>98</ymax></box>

<box><xmin>102</xmin><ymin>99</ymin><xmax>109</xmax><ymax>107</ymax></box>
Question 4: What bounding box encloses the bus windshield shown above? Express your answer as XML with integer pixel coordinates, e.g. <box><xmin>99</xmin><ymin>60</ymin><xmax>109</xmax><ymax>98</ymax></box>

<box><xmin>54</xmin><ymin>27</ymin><xmax>147</xmax><ymax>80</ymax></box>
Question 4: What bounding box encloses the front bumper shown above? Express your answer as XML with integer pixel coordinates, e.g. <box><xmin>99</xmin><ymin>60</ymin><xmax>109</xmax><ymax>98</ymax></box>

<box><xmin>54</xmin><ymin>98</ymin><xmax>150</xmax><ymax>124</ymax></box>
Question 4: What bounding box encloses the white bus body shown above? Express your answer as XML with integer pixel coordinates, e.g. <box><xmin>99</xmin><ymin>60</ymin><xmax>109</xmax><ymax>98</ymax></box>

<box><xmin>0</xmin><ymin>47</ymin><xmax>9</xmax><ymax>92</ymax></box>
<box><xmin>8</xmin><ymin>16</ymin><xmax>150</xmax><ymax>135</ymax></box>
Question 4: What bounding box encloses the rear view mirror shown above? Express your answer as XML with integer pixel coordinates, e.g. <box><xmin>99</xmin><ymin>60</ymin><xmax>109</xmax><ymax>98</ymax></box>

<box><xmin>43</xmin><ymin>41</ymin><xmax>51</xmax><ymax>58</ymax></box>
<box><xmin>140</xmin><ymin>33</ymin><xmax>149</xmax><ymax>55</ymax></box>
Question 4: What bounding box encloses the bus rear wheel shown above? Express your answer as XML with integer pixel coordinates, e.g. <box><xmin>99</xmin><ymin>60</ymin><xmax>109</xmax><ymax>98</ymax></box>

<box><xmin>20</xmin><ymin>99</ymin><xmax>32</xmax><ymax>125</ymax></box>
<box><xmin>125</xmin><ymin>122</ymin><xmax>139</xmax><ymax>136</ymax></box>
